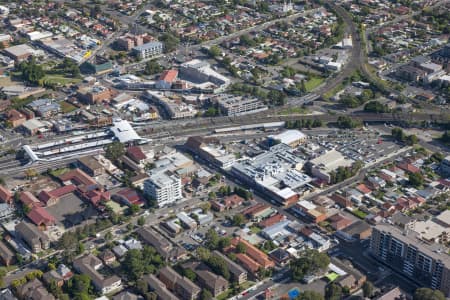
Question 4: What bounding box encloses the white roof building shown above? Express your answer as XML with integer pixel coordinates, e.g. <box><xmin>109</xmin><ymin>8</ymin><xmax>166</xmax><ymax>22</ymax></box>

<box><xmin>109</xmin><ymin>119</ymin><xmax>144</xmax><ymax>143</ymax></box>
<box><xmin>269</xmin><ymin>130</ymin><xmax>307</xmax><ymax>147</ymax></box>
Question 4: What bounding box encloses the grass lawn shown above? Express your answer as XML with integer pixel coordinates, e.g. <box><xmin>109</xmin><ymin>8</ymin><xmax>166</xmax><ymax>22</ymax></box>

<box><xmin>250</xmin><ymin>225</ymin><xmax>261</xmax><ymax>234</ymax></box>
<box><xmin>49</xmin><ymin>168</ymin><xmax>70</xmax><ymax>177</ymax></box>
<box><xmin>42</xmin><ymin>75</ymin><xmax>81</xmax><ymax>86</ymax></box>
<box><xmin>277</xmin><ymin>107</ymin><xmax>310</xmax><ymax>115</ymax></box>
<box><xmin>305</xmin><ymin>76</ymin><xmax>325</xmax><ymax>92</ymax></box>
<box><xmin>351</xmin><ymin>208</ymin><xmax>368</xmax><ymax>219</ymax></box>
<box><xmin>217</xmin><ymin>289</ymin><xmax>233</xmax><ymax>300</ymax></box>
<box><xmin>60</xmin><ymin>101</ymin><xmax>78</xmax><ymax>113</ymax></box>
<box><xmin>323</xmin><ymin>83</ymin><xmax>345</xmax><ymax>100</ymax></box>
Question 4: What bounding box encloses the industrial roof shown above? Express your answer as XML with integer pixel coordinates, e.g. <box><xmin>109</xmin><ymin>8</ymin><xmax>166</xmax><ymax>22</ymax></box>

<box><xmin>110</xmin><ymin>119</ymin><xmax>142</xmax><ymax>143</ymax></box>
<box><xmin>269</xmin><ymin>130</ymin><xmax>306</xmax><ymax>146</ymax></box>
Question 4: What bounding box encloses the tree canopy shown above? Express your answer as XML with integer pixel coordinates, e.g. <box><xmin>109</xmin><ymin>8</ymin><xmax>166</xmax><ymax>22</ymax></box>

<box><xmin>290</xmin><ymin>249</ymin><xmax>330</xmax><ymax>281</ymax></box>
<box><xmin>413</xmin><ymin>288</ymin><xmax>446</xmax><ymax>300</ymax></box>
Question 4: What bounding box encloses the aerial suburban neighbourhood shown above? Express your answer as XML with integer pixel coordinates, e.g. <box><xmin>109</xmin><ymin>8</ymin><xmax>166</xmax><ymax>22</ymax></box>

<box><xmin>0</xmin><ymin>0</ymin><xmax>449</xmax><ymax>300</ymax></box>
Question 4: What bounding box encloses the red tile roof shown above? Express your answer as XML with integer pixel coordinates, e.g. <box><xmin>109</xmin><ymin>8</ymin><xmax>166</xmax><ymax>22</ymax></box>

<box><xmin>243</xmin><ymin>203</ymin><xmax>270</xmax><ymax>217</ymax></box>
<box><xmin>0</xmin><ymin>185</ymin><xmax>12</xmax><ymax>203</ymax></box>
<box><xmin>27</xmin><ymin>206</ymin><xmax>56</xmax><ymax>226</ymax></box>
<box><xmin>397</xmin><ymin>163</ymin><xmax>420</xmax><ymax>174</ymax></box>
<box><xmin>59</xmin><ymin>169</ymin><xmax>97</xmax><ymax>187</ymax></box>
<box><xmin>116</xmin><ymin>188</ymin><xmax>144</xmax><ymax>206</ymax></box>
<box><xmin>235</xmin><ymin>253</ymin><xmax>260</xmax><ymax>273</ymax></box>
<box><xmin>20</xmin><ymin>192</ymin><xmax>42</xmax><ymax>208</ymax></box>
<box><xmin>84</xmin><ymin>189</ymin><xmax>110</xmax><ymax>206</ymax></box>
<box><xmin>231</xmin><ymin>238</ymin><xmax>274</xmax><ymax>268</ymax></box>
<box><xmin>223</xmin><ymin>195</ymin><xmax>244</xmax><ymax>208</ymax></box>
<box><xmin>158</xmin><ymin>69</ymin><xmax>178</xmax><ymax>83</ymax></box>
<box><xmin>356</xmin><ymin>184</ymin><xmax>372</xmax><ymax>195</ymax></box>
<box><xmin>38</xmin><ymin>185</ymin><xmax>77</xmax><ymax>204</ymax></box>
<box><xmin>126</xmin><ymin>146</ymin><xmax>146</xmax><ymax>163</ymax></box>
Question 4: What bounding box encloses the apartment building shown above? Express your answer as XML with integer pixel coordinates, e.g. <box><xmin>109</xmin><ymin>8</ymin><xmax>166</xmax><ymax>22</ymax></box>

<box><xmin>215</xmin><ymin>94</ymin><xmax>267</xmax><ymax>116</ymax></box>
<box><xmin>370</xmin><ymin>224</ymin><xmax>450</xmax><ymax>296</ymax></box>
<box><xmin>158</xmin><ymin>266</ymin><xmax>201</xmax><ymax>300</ymax></box>
<box><xmin>132</xmin><ymin>41</ymin><xmax>163</xmax><ymax>59</ymax></box>
<box><xmin>144</xmin><ymin>170</ymin><xmax>182</xmax><ymax>207</ymax></box>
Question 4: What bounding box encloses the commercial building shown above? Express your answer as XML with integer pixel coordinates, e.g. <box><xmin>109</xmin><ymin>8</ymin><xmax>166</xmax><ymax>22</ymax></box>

<box><xmin>231</xmin><ymin>144</ymin><xmax>311</xmax><ymax>206</ymax></box>
<box><xmin>3</xmin><ymin>44</ymin><xmax>35</xmax><ymax>61</ymax></box>
<box><xmin>145</xmin><ymin>91</ymin><xmax>198</xmax><ymax>119</ymax></box>
<box><xmin>180</xmin><ymin>59</ymin><xmax>230</xmax><ymax>92</ymax></box>
<box><xmin>77</xmin><ymin>85</ymin><xmax>112</xmax><ymax>104</ymax></box>
<box><xmin>144</xmin><ymin>170</ymin><xmax>182</xmax><ymax>207</ymax></box>
<box><xmin>156</xmin><ymin>69</ymin><xmax>178</xmax><ymax>89</ymax></box>
<box><xmin>370</xmin><ymin>224</ymin><xmax>450</xmax><ymax>296</ymax></box>
<box><xmin>132</xmin><ymin>41</ymin><xmax>163</xmax><ymax>60</ymax></box>
<box><xmin>77</xmin><ymin>156</ymin><xmax>104</xmax><ymax>177</ymax></box>
<box><xmin>214</xmin><ymin>94</ymin><xmax>267</xmax><ymax>116</ymax></box>
<box><xmin>28</xmin><ymin>98</ymin><xmax>61</xmax><ymax>117</ymax></box>
<box><xmin>268</xmin><ymin>130</ymin><xmax>307</xmax><ymax>148</ymax></box>
<box><xmin>309</xmin><ymin>149</ymin><xmax>354</xmax><ymax>183</ymax></box>
<box><xmin>185</xmin><ymin>136</ymin><xmax>236</xmax><ymax>169</ymax></box>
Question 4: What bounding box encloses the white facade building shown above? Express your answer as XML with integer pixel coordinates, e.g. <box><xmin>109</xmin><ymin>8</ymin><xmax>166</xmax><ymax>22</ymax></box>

<box><xmin>144</xmin><ymin>170</ymin><xmax>182</xmax><ymax>207</ymax></box>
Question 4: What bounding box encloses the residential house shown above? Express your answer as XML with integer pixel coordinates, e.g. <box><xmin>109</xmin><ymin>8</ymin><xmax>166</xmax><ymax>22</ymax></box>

<box><xmin>99</xmin><ymin>249</ymin><xmax>116</xmax><ymax>266</ymax></box>
<box><xmin>42</xmin><ymin>270</ymin><xmax>64</xmax><ymax>288</ymax></box>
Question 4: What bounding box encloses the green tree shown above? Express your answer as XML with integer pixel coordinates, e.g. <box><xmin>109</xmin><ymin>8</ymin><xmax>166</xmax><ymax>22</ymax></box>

<box><xmin>208</xmin><ymin>45</ymin><xmax>222</xmax><ymax>58</ymax></box>
<box><xmin>413</xmin><ymin>288</ymin><xmax>446</xmax><ymax>300</ymax></box>
<box><xmin>159</xmin><ymin>32</ymin><xmax>179</xmax><ymax>52</ymax></box>
<box><xmin>297</xmin><ymin>290</ymin><xmax>325</xmax><ymax>300</ymax></box>
<box><xmin>143</xmin><ymin>60</ymin><xmax>163</xmax><ymax>75</ymax></box>
<box><xmin>183</xmin><ymin>268</ymin><xmax>197</xmax><ymax>281</ymax></box>
<box><xmin>137</xmin><ymin>216</ymin><xmax>145</xmax><ymax>226</ymax></box>
<box><xmin>129</xmin><ymin>204</ymin><xmax>140</xmax><ymax>215</ymax></box>
<box><xmin>218</xmin><ymin>237</ymin><xmax>231</xmax><ymax>249</ymax></box>
<box><xmin>18</xmin><ymin>58</ymin><xmax>45</xmax><ymax>85</ymax></box>
<box><xmin>232</xmin><ymin>214</ymin><xmax>245</xmax><ymax>226</ymax></box>
<box><xmin>122</xmin><ymin>249</ymin><xmax>145</xmax><ymax>281</ymax></box>
<box><xmin>105</xmin><ymin>142</ymin><xmax>125</xmax><ymax>162</ymax></box>
<box><xmin>362</xmin><ymin>281</ymin><xmax>374</xmax><ymax>298</ymax></box>
<box><xmin>205</xmin><ymin>228</ymin><xmax>220</xmax><ymax>250</ymax></box>
<box><xmin>200</xmin><ymin>289</ymin><xmax>213</xmax><ymax>300</ymax></box>
<box><xmin>325</xmin><ymin>283</ymin><xmax>342</xmax><ymax>300</ymax></box>
<box><xmin>408</xmin><ymin>172</ymin><xmax>424</xmax><ymax>188</ymax></box>
<box><xmin>290</xmin><ymin>250</ymin><xmax>330</xmax><ymax>281</ymax></box>
<box><xmin>68</xmin><ymin>274</ymin><xmax>91</xmax><ymax>296</ymax></box>
<box><xmin>236</xmin><ymin>242</ymin><xmax>247</xmax><ymax>254</ymax></box>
